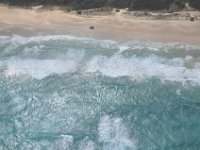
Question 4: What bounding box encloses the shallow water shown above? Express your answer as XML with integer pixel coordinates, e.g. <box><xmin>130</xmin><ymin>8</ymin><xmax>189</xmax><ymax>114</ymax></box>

<box><xmin>0</xmin><ymin>34</ymin><xmax>200</xmax><ymax>150</ymax></box>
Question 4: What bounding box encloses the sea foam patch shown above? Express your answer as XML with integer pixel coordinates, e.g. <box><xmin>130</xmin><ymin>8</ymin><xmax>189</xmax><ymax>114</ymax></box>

<box><xmin>1</xmin><ymin>35</ymin><xmax>117</xmax><ymax>54</ymax></box>
<box><xmin>86</xmin><ymin>54</ymin><xmax>200</xmax><ymax>84</ymax></box>
<box><xmin>124</xmin><ymin>41</ymin><xmax>200</xmax><ymax>52</ymax></box>
<box><xmin>1</xmin><ymin>54</ymin><xmax>200</xmax><ymax>84</ymax></box>
<box><xmin>3</xmin><ymin>59</ymin><xmax>78</xmax><ymax>79</ymax></box>
<box><xmin>1</xmin><ymin>48</ymin><xmax>85</xmax><ymax>79</ymax></box>
<box><xmin>2</xmin><ymin>35</ymin><xmax>90</xmax><ymax>53</ymax></box>
<box><xmin>98</xmin><ymin>115</ymin><xmax>137</xmax><ymax>150</ymax></box>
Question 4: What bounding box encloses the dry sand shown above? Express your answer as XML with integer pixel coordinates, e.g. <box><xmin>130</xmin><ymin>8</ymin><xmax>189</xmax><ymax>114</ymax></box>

<box><xmin>0</xmin><ymin>4</ymin><xmax>200</xmax><ymax>44</ymax></box>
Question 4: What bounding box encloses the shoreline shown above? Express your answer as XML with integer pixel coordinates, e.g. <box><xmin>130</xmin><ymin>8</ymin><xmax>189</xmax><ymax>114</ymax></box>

<box><xmin>0</xmin><ymin>5</ymin><xmax>200</xmax><ymax>45</ymax></box>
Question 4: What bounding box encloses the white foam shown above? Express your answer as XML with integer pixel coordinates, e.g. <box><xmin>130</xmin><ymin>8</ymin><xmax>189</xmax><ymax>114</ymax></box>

<box><xmin>57</xmin><ymin>135</ymin><xmax>73</xmax><ymax>150</ymax></box>
<box><xmin>176</xmin><ymin>89</ymin><xmax>181</xmax><ymax>95</ymax></box>
<box><xmin>0</xmin><ymin>35</ymin><xmax>114</xmax><ymax>47</ymax></box>
<box><xmin>86</xmin><ymin>54</ymin><xmax>200</xmax><ymax>84</ymax></box>
<box><xmin>1</xmin><ymin>35</ymin><xmax>117</xmax><ymax>53</ymax></box>
<box><xmin>2</xmin><ymin>35</ymin><xmax>90</xmax><ymax>53</ymax></box>
<box><xmin>79</xmin><ymin>138</ymin><xmax>96</xmax><ymax>150</ymax></box>
<box><xmin>118</xmin><ymin>45</ymin><xmax>130</xmax><ymax>53</ymax></box>
<box><xmin>1</xmin><ymin>35</ymin><xmax>200</xmax><ymax>56</ymax></box>
<box><xmin>0</xmin><ymin>36</ymin><xmax>9</xmax><ymax>40</ymax></box>
<box><xmin>126</xmin><ymin>41</ymin><xmax>161</xmax><ymax>51</ymax></box>
<box><xmin>98</xmin><ymin>115</ymin><xmax>137</xmax><ymax>150</ymax></box>
<box><xmin>194</xmin><ymin>62</ymin><xmax>200</xmax><ymax>69</ymax></box>
<box><xmin>4</xmin><ymin>59</ymin><xmax>78</xmax><ymax>79</ymax></box>
<box><xmin>1</xmin><ymin>54</ymin><xmax>200</xmax><ymax>84</ymax></box>
<box><xmin>1</xmin><ymin>48</ymin><xmax>85</xmax><ymax>79</ymax></box>
<box><xmin>23</xmin><ymin>45</ymin><xmax>45</xmax><ymax>54</ymax></box>
<box><xmin>0</xmin><ymin>36</ymin><xmax>10</xmax><ymax>47</ymax></box>
<box><xmin>123</xmin><ymin>40</ymin><xmax>200</xmax><ymax>53</ymax></box>
<box><xmin>11</xmin><ymin>35</ymin><xmax>89</xmax><ymax>44</ymax></box>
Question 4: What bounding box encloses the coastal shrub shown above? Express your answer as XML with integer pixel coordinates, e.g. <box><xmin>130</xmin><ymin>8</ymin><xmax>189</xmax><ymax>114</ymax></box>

<box><xmin>108</xmin><ymin>0</ymin><xmax>132</xmax><ymax>8</ymax></box>
<box><xmin>188</xmin><ymin>0</ymin><xmax>200</xmax><ymax>10</ymax></box>
<box><xmin>129</xmin><ymin>0</ymin><xmax>174</xmax><ymax>10</ymax></box>
<box><xmin>173</xmin><ymin>0</ymin><xmax>187</xmax><ymax>9</ymax></box>
<box><xmin>168</xmin><ymin>0</ymin><xmax>187</xmax><ymax>11</ymax></box>
<box><xmin>116</xmin><ymin>9</ymin><xmax>120</xmax><ymax>12</ymax></box>
<box><xmin>1</xmin><ymin>0</ymin><xmax>200</xmax><ymax>10</ymax></box>
<box><xmin>71</xmin><ymin>0</ymin><xmax>108</xmax><ymax>9</ymax></box>
<box><xmin>77</xmin><ymin>10</ymin><xmax>81</xmax><ymax>14</ymax></box>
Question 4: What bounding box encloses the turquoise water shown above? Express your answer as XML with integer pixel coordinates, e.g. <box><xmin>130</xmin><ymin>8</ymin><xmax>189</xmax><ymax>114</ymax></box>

<box><xmin>0</xmin><ymin>34</ymin><xmax>200</xmax><ymax>150</ymax></box>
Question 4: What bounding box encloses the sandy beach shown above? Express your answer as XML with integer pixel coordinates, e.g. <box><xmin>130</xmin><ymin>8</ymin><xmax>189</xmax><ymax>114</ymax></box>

<box><xmin>0</xmin><ymin>4</ymin><xmax>200</xmax><ymax>44</ymax></box>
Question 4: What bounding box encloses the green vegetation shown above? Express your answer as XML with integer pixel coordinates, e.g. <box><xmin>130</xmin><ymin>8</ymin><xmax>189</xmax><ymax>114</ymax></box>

<box><xmin>189</xmin><ymin>0</ymin><xmax>200</xmax><ymax>10</ymax></box>
<box><xmin>130</xmin><ymin>0</ymin><xmax>174</xmax><ymax>10</ymax></box>
<box><xmin>0</xmin><ymin>0</ymin><xmax>199</xmax><ymax>10</ymax></box>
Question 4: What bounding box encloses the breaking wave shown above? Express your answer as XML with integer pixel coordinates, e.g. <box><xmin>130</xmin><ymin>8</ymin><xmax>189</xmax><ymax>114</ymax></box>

<box><xmin>0</xmin><ymin>35</ymin><xmax>200</xmax><ymax>85</ymax></box>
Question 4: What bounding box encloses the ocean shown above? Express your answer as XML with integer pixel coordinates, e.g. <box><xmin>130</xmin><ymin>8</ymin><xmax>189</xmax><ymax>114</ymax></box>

<box><xmin>0</xmin><ymin>34</ymin><xmax>200</xmax><ymax>150</ymax></box>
